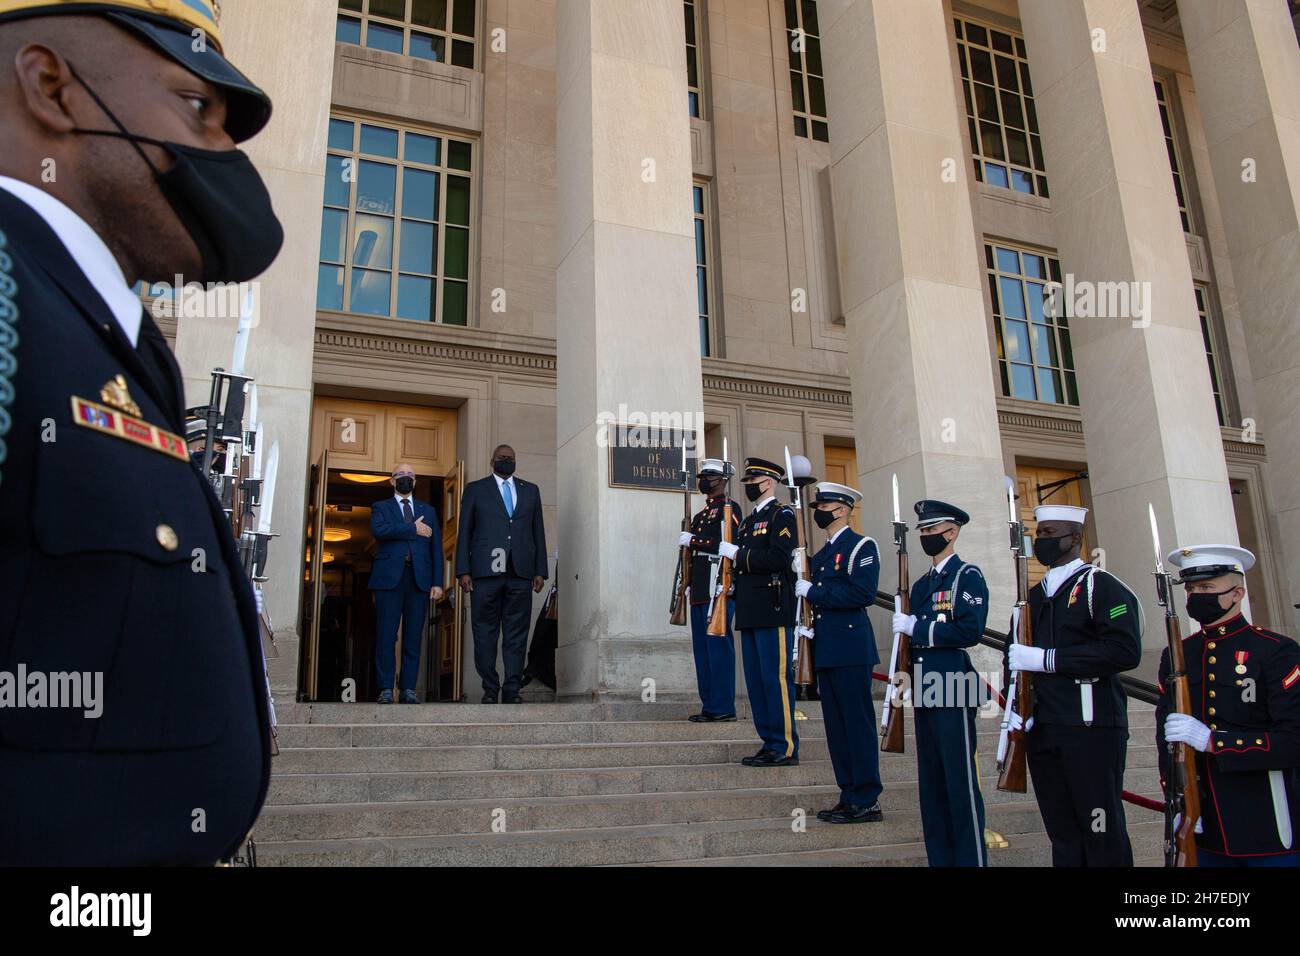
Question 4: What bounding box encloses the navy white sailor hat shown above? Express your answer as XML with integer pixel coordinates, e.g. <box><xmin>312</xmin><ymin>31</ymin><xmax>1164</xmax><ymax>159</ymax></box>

<box><xmin>741</xmin><ymin>457</ymin><xmax>784</xmax><ymax>483</ymax></box>
<box><xmin>1167</xmin><ymin>544</ymin><xmax>1255</xmax><ymax>583</ymax></box>
<box><xmin>1034</xmin><ymin>504</ymin><xmax>1088</xmax><ymax>525</ymax></box>
<box><xmin>814</xmin><ymin>482</ymin><xmax>861</xmax><ymax>508</ymax></box>
<box><xmin>914</xmin><ymin>499</ymin><xmax>970</xmax><ymax>529</ymax></box>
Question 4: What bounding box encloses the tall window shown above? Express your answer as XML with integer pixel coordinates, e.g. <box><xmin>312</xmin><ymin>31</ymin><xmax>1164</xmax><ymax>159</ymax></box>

<box><xmin>1154</xmin><ymin>78</ymin><xmax>1191</xmax><ymax>233</ymax></box>
<box><xmin>694</xmin><ymin>184</ymin><xmax>713</xmax><ymax>357</ymax></box>
<box><xmin>785</xmin><ymin>0</ymin><xmax>828</xmax><ymax>142</ymax></box>
<box><xmin>685</xmin><ymin>1</ymin><xmax>703</xmax><ymax>118</ymax></box>
<box><xmin>956</xmin><ymin>17</ymin><xmax>1048</xmax><ymax>197</ymax></box>
<box><xmin>1195</xmin><ymin>286</ymin><xmax>1226</xmax><ymax>426</ymax></box>
<box><xmin>336</xmin><ymin>0</ymin><xmax>477</xmax><ymax>68</ymax></box>
<box><xmin>318</xmin><ymin>116</ymin><xmax>474</xmax><ymax>325</ymax></box>
<box><xmin>986</xmin><ymin>243</ymin><xmax>1078</xmax><ymax>405</ymax></box>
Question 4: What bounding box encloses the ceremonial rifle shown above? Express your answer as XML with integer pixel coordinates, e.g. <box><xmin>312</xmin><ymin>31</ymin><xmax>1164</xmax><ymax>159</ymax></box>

<box><xmin>1150</xmin><ymin>504</ymin><xmax>1200</xmax><ymax>867</ymax></box>
<box><xmin>706</xmin><ymin>439</ymin><xmax>733</xmax><ymax>638</ymax></box>
<box><xmin>996</xmin><ymin>477</ymin><xmax>1032</xmax><ymax>792</ymax></box>
<box><xmin>784</xmin><ymin>448</ymin><xmax>816</xmax><ymax>688</ymax></box>
<box><xmin>669</xmin><ymin>441</ymin><xmax>691</xmax><ymax>626</ymax></box>
<box><xmin>880</xmin><ymin>474</ymin><xmax>911</xmax><ymax>753</ymax></box>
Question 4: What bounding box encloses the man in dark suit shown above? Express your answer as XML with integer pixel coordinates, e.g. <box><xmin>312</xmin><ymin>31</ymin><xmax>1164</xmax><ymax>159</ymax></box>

<box><xmin>0</xmin><ymin>0</ymin><xmax>280</xmax><ymax>864</ymax></box>
<box><xmin>455</xmin><ymin>445</ymin><xmax>548</xmax><ymax>703</ymax></box>
<box><xmin>370</xmin><ymin>463</ymin><xmax>443</xmax><ymax>704</ymax></box>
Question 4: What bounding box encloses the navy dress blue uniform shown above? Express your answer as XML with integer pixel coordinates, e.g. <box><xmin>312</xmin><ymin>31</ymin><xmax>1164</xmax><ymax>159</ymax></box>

<box><xmin>909</xmin><ymin>546</ymin><xmax>990</xmax><ymax>866</ymax></box>
<box><xmin>807</xmin><ymin>524</ymin><xmax>882</xmax><ymax>809</ymax></box>
<box><xmin>369</xmin><ymin>493</ymin><xmax>442</xmax><ymax>696</ymax></box>
<box><xmin>0</xmin><ymin>188</ymin><xmax>269</xmax><ymax>865</ymax></box>
<box><xmin>732</xmin><ymin>459</ymin><xmax>800</xmax><ymax>761</ymax></box>
<box><xmin>685</xmin><ymin>468</ymin><xmax>740</xmax><ymax>718</ymax></box>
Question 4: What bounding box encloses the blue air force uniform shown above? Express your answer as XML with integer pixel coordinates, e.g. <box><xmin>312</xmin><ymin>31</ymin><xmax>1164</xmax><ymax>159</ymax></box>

<box><xmin>806</xmin><ymin>493</ymin><xmax>883</xmax><ymax>811</ymax></box>
<box><xmin>907</xmin><ymin>500</ymin><xmax>991</xmax><ymax>866</ymax></box>
<box><xmin>684</xmin><ymin>458</ymin><xmax>741</xmax><ymax>720</ymax></box>
<box><xmin>732</xmin><ymin>459</ymin><xmax>800</xmax><ymax>762</ymax></box>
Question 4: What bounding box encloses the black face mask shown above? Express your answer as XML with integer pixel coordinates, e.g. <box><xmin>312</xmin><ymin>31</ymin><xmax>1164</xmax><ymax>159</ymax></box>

<box><xmin>493</xmin><ymin>458</ymin><xmax>516</xmax><ymax>477</ymax></box>
<box><xmin>394</xmin><ymin>476</ymin><xmax>415</xmax><ymax>495</ymax></box>
<box><xmin>698</xmin><ymin>478</ymin><xmax>721</xmax><ymax>495</ymax></box>
<box><xmin>68</xmin><ymin>66</ymin><xmax>284</xmax><ymax>284</ymax></box>
<box><xmin>920</xmin><ymin>532</ymin><xmax>950</xmax><ymax>557</ymax></box>
<box><xmin>1187</xmin><ymin>589</ymin><xmax>1237</xmax><ymax>626</ymax></box>
<box><xmin>743</xmin><ymin>482</ymin><xmax>764</xmax><ymax>502</ymax></box>
<box><xmin>1033</xmin><ymin>533</ymin><xmax>1072</xmax><ymax>568</ymax></box>
<box><xmin>813</xmin><ymin>508</ymin><xmax>837</xmax><ymax>530</ymax></box>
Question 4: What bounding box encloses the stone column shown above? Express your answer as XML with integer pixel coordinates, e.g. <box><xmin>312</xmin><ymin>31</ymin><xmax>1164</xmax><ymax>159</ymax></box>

<box><xmin>172</xmin><ymin>0</ymin><xmax>338</xmax><ymax>693</ymax></box>
<box><xmin>1178</xmin><ymin>0</ymin><xmax>1300</xmax><ymax>633</ymax></box>
<box><xmin>819</xmin><ymin>0</ymin><xmax>1016</xmax><ymax>663</ymax></box>
<box><xmin>555</xmin><ymin>1</ymin><xmax>704</xmax><ymax>698</ymax></box>
<box><xmin>1018</xmin><ymin>0</ymin><xmax>1239</xmax><ymax>648</ymax></box>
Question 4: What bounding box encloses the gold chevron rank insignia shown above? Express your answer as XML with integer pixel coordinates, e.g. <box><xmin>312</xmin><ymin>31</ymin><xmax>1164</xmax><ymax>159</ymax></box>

<box><xmin>71</xmin><ymin>396</ymin><xmax>188</xmax><ymax>462</ymax></box>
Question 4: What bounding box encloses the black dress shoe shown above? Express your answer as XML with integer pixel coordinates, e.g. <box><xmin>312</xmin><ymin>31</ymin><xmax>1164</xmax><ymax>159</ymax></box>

<box><xmin>828</xmin><ymin>802</ymin><xmax>883</xmax><ymax>824</ymax></box>
<box><xmin>758</xmin><ymin>753</ymin><xmax>799</xmax><ymax>767</ymax></box>
<box><xmin>481</xmin><ymin>693</ymin><xmax>499</xmax><ymax>704</ymax></box>
<box><xmin>502</xmin><ymin>694</ymin><xmax>523</xmax><ymax>704</ymax></box>
<box><xmin>817</xmin><ymin>802</ymin><xmax>846</xmax><ymax>822</ymax></box>
<box><xmin>377</xmin><ymin>690</ymin><xmax>394</xmax><ymax>704</ymax></box>
<box><xmin>740</xmin><ymin>749</ymin><xmax>768</xmax><ymax>766</ymax></box>
<box><xmin>399</xmin><ymin>689</ymin><xmax>419</xmax><ymax>704</ymax></box>
<box><xmin>690</xmin><ymin>712</ymin><xmax>738</xmax><ymax>723</ymax></box>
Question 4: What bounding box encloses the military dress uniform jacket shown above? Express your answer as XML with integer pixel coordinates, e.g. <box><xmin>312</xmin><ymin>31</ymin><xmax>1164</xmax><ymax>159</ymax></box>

<box><xmin>686</xmin><ymin>495</ymin><xmax>741</xmax><ymax>607</ymax></box>
<box><xmin>1156</xmin><ymin>615</ymin><xmax>1300</xmax><ymax>857</ymax></box>
<box><xmin>806</xmin><ymin>530</ymin><xmax>880</xmax><ymax>669</ymax></box>
<box><xmin>731</xmin><ymin>498</ymin><xmax>798</xmax><ymax>630</ymax></box>
<box><xmin>0</xmin><ymin>189</ymin><xmax>270</xmax><ymax>865</ymax></box>
<box><xmin>1024</xmin><ymin>564</ymin><xmax>1143</xmax><ymax>728</ymax></box>
<box><xmin>909</xmin><ymin>556</ymin><xmax>989</xmax><ymax>708</ymax></box>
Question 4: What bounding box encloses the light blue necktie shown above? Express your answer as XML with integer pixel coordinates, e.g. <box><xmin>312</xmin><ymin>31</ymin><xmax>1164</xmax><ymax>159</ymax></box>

<box><xmin>502</xmin><ymin>479</ymin><xmax>514</xmax><ymax>517</ymax></box>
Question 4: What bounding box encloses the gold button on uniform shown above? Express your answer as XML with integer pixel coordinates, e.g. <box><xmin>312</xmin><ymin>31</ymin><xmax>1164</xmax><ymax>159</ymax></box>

<box><xmin>1208</xmin><ymin>708</ymin><xmax>1216</xmax><ymax>716</ymax></box>
<box><xmin>1208</xmin><ymin>656</ymin><xmax>1217</xmax><ymax>664</ymax></box>
<box><xmin>1208</xmin><ymin>673</ymin><xmax>1216</xmax><ymax>682</ymax></box>
<box><xmin>1209</xmin><ymin>724</ymin><xmax>1217</xmax><ymax>730</ymax></box>
<box><xmin>1208</xmin><ymin>690</ymin><xmax>1216</xmax><ymax>698</ymax></box>
<box><xmin>1256</xmin><ymin>739</ymin><xmax>1263</xmax><ymax>745</ymax></box>
<box><xmin>1236</xmin><ymin>739</ymin><xmax>1244</xmax><ymax>745</ymax></box>
<box><xmin>156</xmin><ymin>523</ymin><xmax>178</xmax><ymax>551</ymax></box>
<box><xmin>1208</xmin><ymin>642</ymin><xmax>1217</xmax><ymax>650</ymax></box>
<box><xmin>1217</xmin><ymin>741</ymin><xmax>1224</xmax><ymax>748</ymax></box>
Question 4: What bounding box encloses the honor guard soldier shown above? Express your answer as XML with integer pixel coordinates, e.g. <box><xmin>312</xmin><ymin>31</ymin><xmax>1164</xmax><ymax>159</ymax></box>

<box><xmin>797</xmin><ymin>482</ymin><xmax>884</xmax><ymax>823</ymax></box>
<box><xmin>1157</xmin><ymin>545</ymin><xmax>1300</xmax><ymax>867</ymax></box>
<box><xmin>892</xmin><ymin>500</ymin><xmax>990</xmax><ymax>865</ymax></box>
<box><xmin>1005</xmin><ymin>505</ymin><xmax>1143</xmax><ymax>866</ymax></box>
<box><xmin>716</xmin><ymin>457</ymin><xmax>800</xmax><ymax>766</ymax></box>
<box><xmin>0</xmin><ymin>0</ymin><xmax>282</xmax><ymax>865</ymax></box>
<box><xmin>677</xmin><ymin>458</ymin><xmax>741</xmax><ymax>722</ymax></box>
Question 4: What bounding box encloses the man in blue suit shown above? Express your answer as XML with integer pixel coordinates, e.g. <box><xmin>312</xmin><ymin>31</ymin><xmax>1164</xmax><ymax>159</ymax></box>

<box><xmin>892</xmin><ymin>499</ymin><xmax>990</xmax><ymax>866</ymax></box>
<box><xmin>370</xmin><ymin>463</ymin><xmax>443</xmax><ymax>704</ymax></box>
<box><xmin>797</xmin><ymin>482</ymin><xmax>884</xmax><ymax>824</ymax></box>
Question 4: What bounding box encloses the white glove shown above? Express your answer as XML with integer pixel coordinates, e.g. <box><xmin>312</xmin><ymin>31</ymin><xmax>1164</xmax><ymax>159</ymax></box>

<box><xmin>678</xmin><ymin>531</ymin><xmax>695</xmax><ymax>548</ymax></box>
<box><xmin>1008</xmin><ymin>644</ymin><xmax>1048</xmax><ymax>673</ymax></box>
<box><xmin>794</xmin><ymin>579</ymin><xmax>812</xmax><ymax>598</ymax></box>
<box><xmin>796</xmin><ymin>625</ymin><xmax>815</xmax><ymax>641</ymax></box>
<box><xmin>1007</xmin><ymin>711</ymin><xmax>1035</xmax><ymax>733</ymax></box>
<box><xmin>892</xmin><ymin>612</ymin><xmax>916</xmax><ymax>637</ymax></box>
<box><xmin>1171</xmin><ymin>812</ymin><xmax>1205</xmax><ymax>835</ymax></box>
<box><xmin>1165</xmin><ymin>713</ymin><xmax>1213</xmax><ymax>753</ymax></box>
<box><xmin>254</xmin><ymin>586</ymin><xmax>265</xmax><ymax>615</ymax></box>
<box><xmin>717</xmin><ymin>541</ymin><xmax>739</xmax><ymax>561</ymax></box>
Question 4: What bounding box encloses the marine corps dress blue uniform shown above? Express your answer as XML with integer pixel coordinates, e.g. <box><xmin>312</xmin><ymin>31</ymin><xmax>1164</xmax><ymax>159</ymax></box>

<box><xmin>682</xmin><ymin>458</ymin><xmax>740</xmax><ymax>721</ymax></box>
<box><xmin>729</xmin><ymin>458</ymin><xmax>800</xmax><ymax>765</ymax></box>
<box><xmin>905</xmin><ymin>500</ymin><xmax>990</xmax><ymax>865</ymax></box>
<box><xmin>1156</xmin><ymin>545</ymin><xmax>1300</xmax><ymax>867</ymax></box>
<box><xmin>803</xmin><ymin>482</ymin><xmax>883</xmax><ymax>822</ymax></box>
<box><xmin>0</xmin><ymin>0</ymin><xmax>280</xmax><ymax>865</ymax></box>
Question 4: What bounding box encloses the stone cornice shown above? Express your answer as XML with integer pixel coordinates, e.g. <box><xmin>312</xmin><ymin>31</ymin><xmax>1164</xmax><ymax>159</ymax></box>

<box><xmin>702</xmin><ymin>358</ymin><xmax>851</xmax><ymax>408</ymax></box>
<box><xmin>996</xmin><ymin>398</ymin><xmax>1084</xmax><ymax>437</ymax></box>
<box><xmin>314</xmin><ymin>312</ymin><xmax>556</xmax><ymax>375</ymax></box>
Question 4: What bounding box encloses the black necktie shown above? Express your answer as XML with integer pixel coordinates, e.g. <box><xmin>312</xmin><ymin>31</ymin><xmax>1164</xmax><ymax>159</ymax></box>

<box><xmin>402</xmin><ymin>499</ymin><xmax>414</xmax><ymax>523</ymax></box>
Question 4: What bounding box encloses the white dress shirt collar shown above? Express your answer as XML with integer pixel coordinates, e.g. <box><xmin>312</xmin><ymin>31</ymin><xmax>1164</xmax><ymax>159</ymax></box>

<box><xmin>493</xmin><ymin>472</ymin><xmax>515</xmax><ymax>491</ymax></box>
<box><xmin>394</xmin><ymin>492</ymin><xmax>414</xmax><ymax>507</ymax></box>
<box><xmin>0</xmin><ymin>176</ymin><xmax>142</xmax><ymax>346</ymax></box>
<box><xmin>827</xmin><ymin>525</ymin><xmax>850</xmax><ymax>545</ymax></box>
<box><xmin>930</xmin><ymin>553</ymin><xmax>956</xmax><ymax>577</ymax></box>
<box><xmin>753</xmin><ymin>495</ymin><xmax>776</xmax><ymax>513</ymax></box>
<box><xmin>1042</xmin><ymin>558</ymin><xmax>1087</xmax><ymax>598</ymax></box>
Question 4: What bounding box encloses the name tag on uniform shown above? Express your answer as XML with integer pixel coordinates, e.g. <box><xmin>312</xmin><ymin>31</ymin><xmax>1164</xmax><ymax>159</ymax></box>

<box><xmin>71</xmin><ymin>396</ymin><xmax>189</xmax><ymax>462</ymax></box>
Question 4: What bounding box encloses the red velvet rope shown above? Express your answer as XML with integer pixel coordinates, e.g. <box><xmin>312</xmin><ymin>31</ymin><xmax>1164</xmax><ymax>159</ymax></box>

<box><xmin>867</xmin><ymin>669</ymin><xmax>1163</xmax><ymax>814</ymax></box>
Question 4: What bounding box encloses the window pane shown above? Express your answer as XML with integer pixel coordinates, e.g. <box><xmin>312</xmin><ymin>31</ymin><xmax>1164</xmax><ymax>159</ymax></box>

<box><xmin>410</xmin><ymin>32</ymin><xmax>446</xmax><ymax>62</ymax></box>
<box><xmin>1010</xmin><ymin>168</ymin><xmax>1034</xmax><ymax>193</ymax></box>
<box><xmin>1010</xmin><ymin>363</ymin><xmax>1036</xmax><ymax>399</ymax></box>
<box><xmin>336</xmin><ymin>15</ymin><xmax>362</xmax><ymax>45</ymax></box>
<box><xmin>1022</xmin><ymin>254</ymin><xmax>1045</xmax><ymax>279</ymax></box>
<box><xmin>324</xmin><ymin>154</ymin><xmax>351</xmax><ymax>207</ymax></box>
<box><xmin>442</xmin><ymin>280</ymin><xmax>468</xmax><ymax>325</ymax></box>
<box><xmin>452</xmin><ymin>0</ymin><xmax>476</xmax><ymax>37</ymax></box>
<box><xmin>360</xmin><ymin>124</ymin><xmax>399</xmax><ymax>158</ymax></box>
<box><xmin>446</xmin><ymin>175</ymin><xmax>471</xmax><ymax>225</ymax></box>
<box><xmin>693</xmin><ymin>185</ymin><xmax>704</xmax><ymax>214</ymax></box>
<box><xmin>1030</xmin><ymin>323</ymin><xmax>1055</xmax><ymax>365</ymax></box>
<box><xmin>1004</xmin><ymin>319</ymin><xmax>1030</xmax><ymax>361</ymax></box>
<box><xmin>328</xmin><ymin>118</ymin><xmax>354</xmax><ymax>151</ymax></box>
<box><xmin>812</xmin><ymin>120</ymin><xmax>829</xmax><ymax>142</ymax></box>
<box><xmin>969</xmin><ymin>48</ymin><xmax>993</xmax><ymax>85</ymax></box>
<box><xmin>412</xmin><ymin>0</ymin><xmax>448</xmax><ymax>29</ymax></box>
<box><xmin>1026</xmin><ymin>281</ymin><xmax>1045</xmax><ymax>322</ymax></box>
<box><xmin>966</xmin><ymin>23</ymin><xmax>987</xmax><ymax>46</ymax></box>
<box><xmin>995</xmin><ymin>247</ymin><xmax>1019</xmax><ymax>273</ymax></box>
<box><xmin>451</xmin><ymin>39</ymin><xmax>474</xmax><ymax>68</ymax></box>
<box><xmin>402</xmin><ymin>168</ymin><xmax>438</xmax><ymax>219</ymax></box>
<box><xmin>1036</xmin><ymin>367</ymin><xmax>1061</xmax><ymax>404</ymax></box>
<box><xmin>352</xmin><ymin>214</ymin><xmax>394</xmax><ymax>269</ymax></box>
<box><xmin>357</xmin><ymin>160</ymin><xmax>397</xmax><ymax>214</ymax></box>
<box><xmin>695</xmin><ymin>219</ymin><xmax>706</xmax><ymax>263</ymax></box>
<box><xmin>697</xmin><ymin>267</ymin><xmax>708</xmax><ymax>315</ymax></box>
<box><xmin>991</xmin><ymin>30</ymin><xmax>1013</xmax><ymax>54</ymax></box>
<box><xmin>808</xmin><ymin>76</ymin><xmax>826</xmax><ymax>117</ymax></box>
<box><xmin>995</xmin><ymin>55</ymin><xmax>1018</xmax><ymax>90</ymax></box>
<box><xmin>1000</xmin><ymin>90</ymin><xmax>1023</xmax><ymax>128</ymax></box>
<box><xmin>320</xmin><ymin>207</ymin><xmax>347</xmax><ymax>263</ymax></box>
<box><xmin>349</xmin><ymin>269</ymin><xmax>392</xmax><ymax>315</ymax></box>
<box><xmin>405</xmin><ymin>133</ymin><xmax>440</xmax><ymax>166</ymax></box>
<box><xmin>999</xmin><ymin>277</ymin><xmax>1026</xmax><ymax>319</ymax></box>
<box><xmin>985</xmin><ymin>163</ymin><xmax>1008</xmax><ymax>187</ymax></box>
<box><xmin>790</xmin><ymin>72</ymin><xmax>805</xmax><ymax>112</ymax></box>
<box><xmin>1006</xmin><ymin>127</ymin><xmax>1030</xmax><ymax>166</ymax></box>
<box><xmin>801</xmin><ymin>0</ymin><xmax>819</xmax><ymax>34</ymax></box>
<box><xmin>979</xmin><ymin>122</ymin><xmax>1004</xmax><ymax>160</ymax></box>
<box><xmin>448</xmin><ymin>140</ymin><xmax>472</xmax><ymax>171</ymax></box>
<box><xmin>794</xmin><ymin>115</ymin><xmax>807</xmax><ymax>138</ymax></box>
<box><xmin>397</xmin><ymin>275</ymin><xmax>435</xmax><ymax>321</ymax></box>
<box><xmin>806</xmin><ymin>37</ymin><xmax>822</xmax><ymax>75</ymax></box>
<box><xmin>317</xmin><ymin>265</ymin><xmax>344</xmax><ymax>310</ymax></box>
<box><xmin>443</xmin><ymin>226</ymin><xmax>469</xmax><ymax>279</ymax></box>
<box><xmin>370</xmin><ymin>0</ymin><xmax>406</xmax><ymax>19</ymax></box>
<box><xmin>400</xmin><ymin>220</ymin><xmax>436</xmax><ymax>274</ymax></box>
<box><xmin>974</xmin><ymin>83</ymin><xmax>998</xmax><ymax>122</ymax></box>
<box><xmin>365</xmin><ymin>22</ymin><xmax>403</xmax><ymax>53</ymax></box>
<box><xmin>340</xmin><ymin>0</ymin><xmax>363</xmax><ymax>10</ymax></box>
